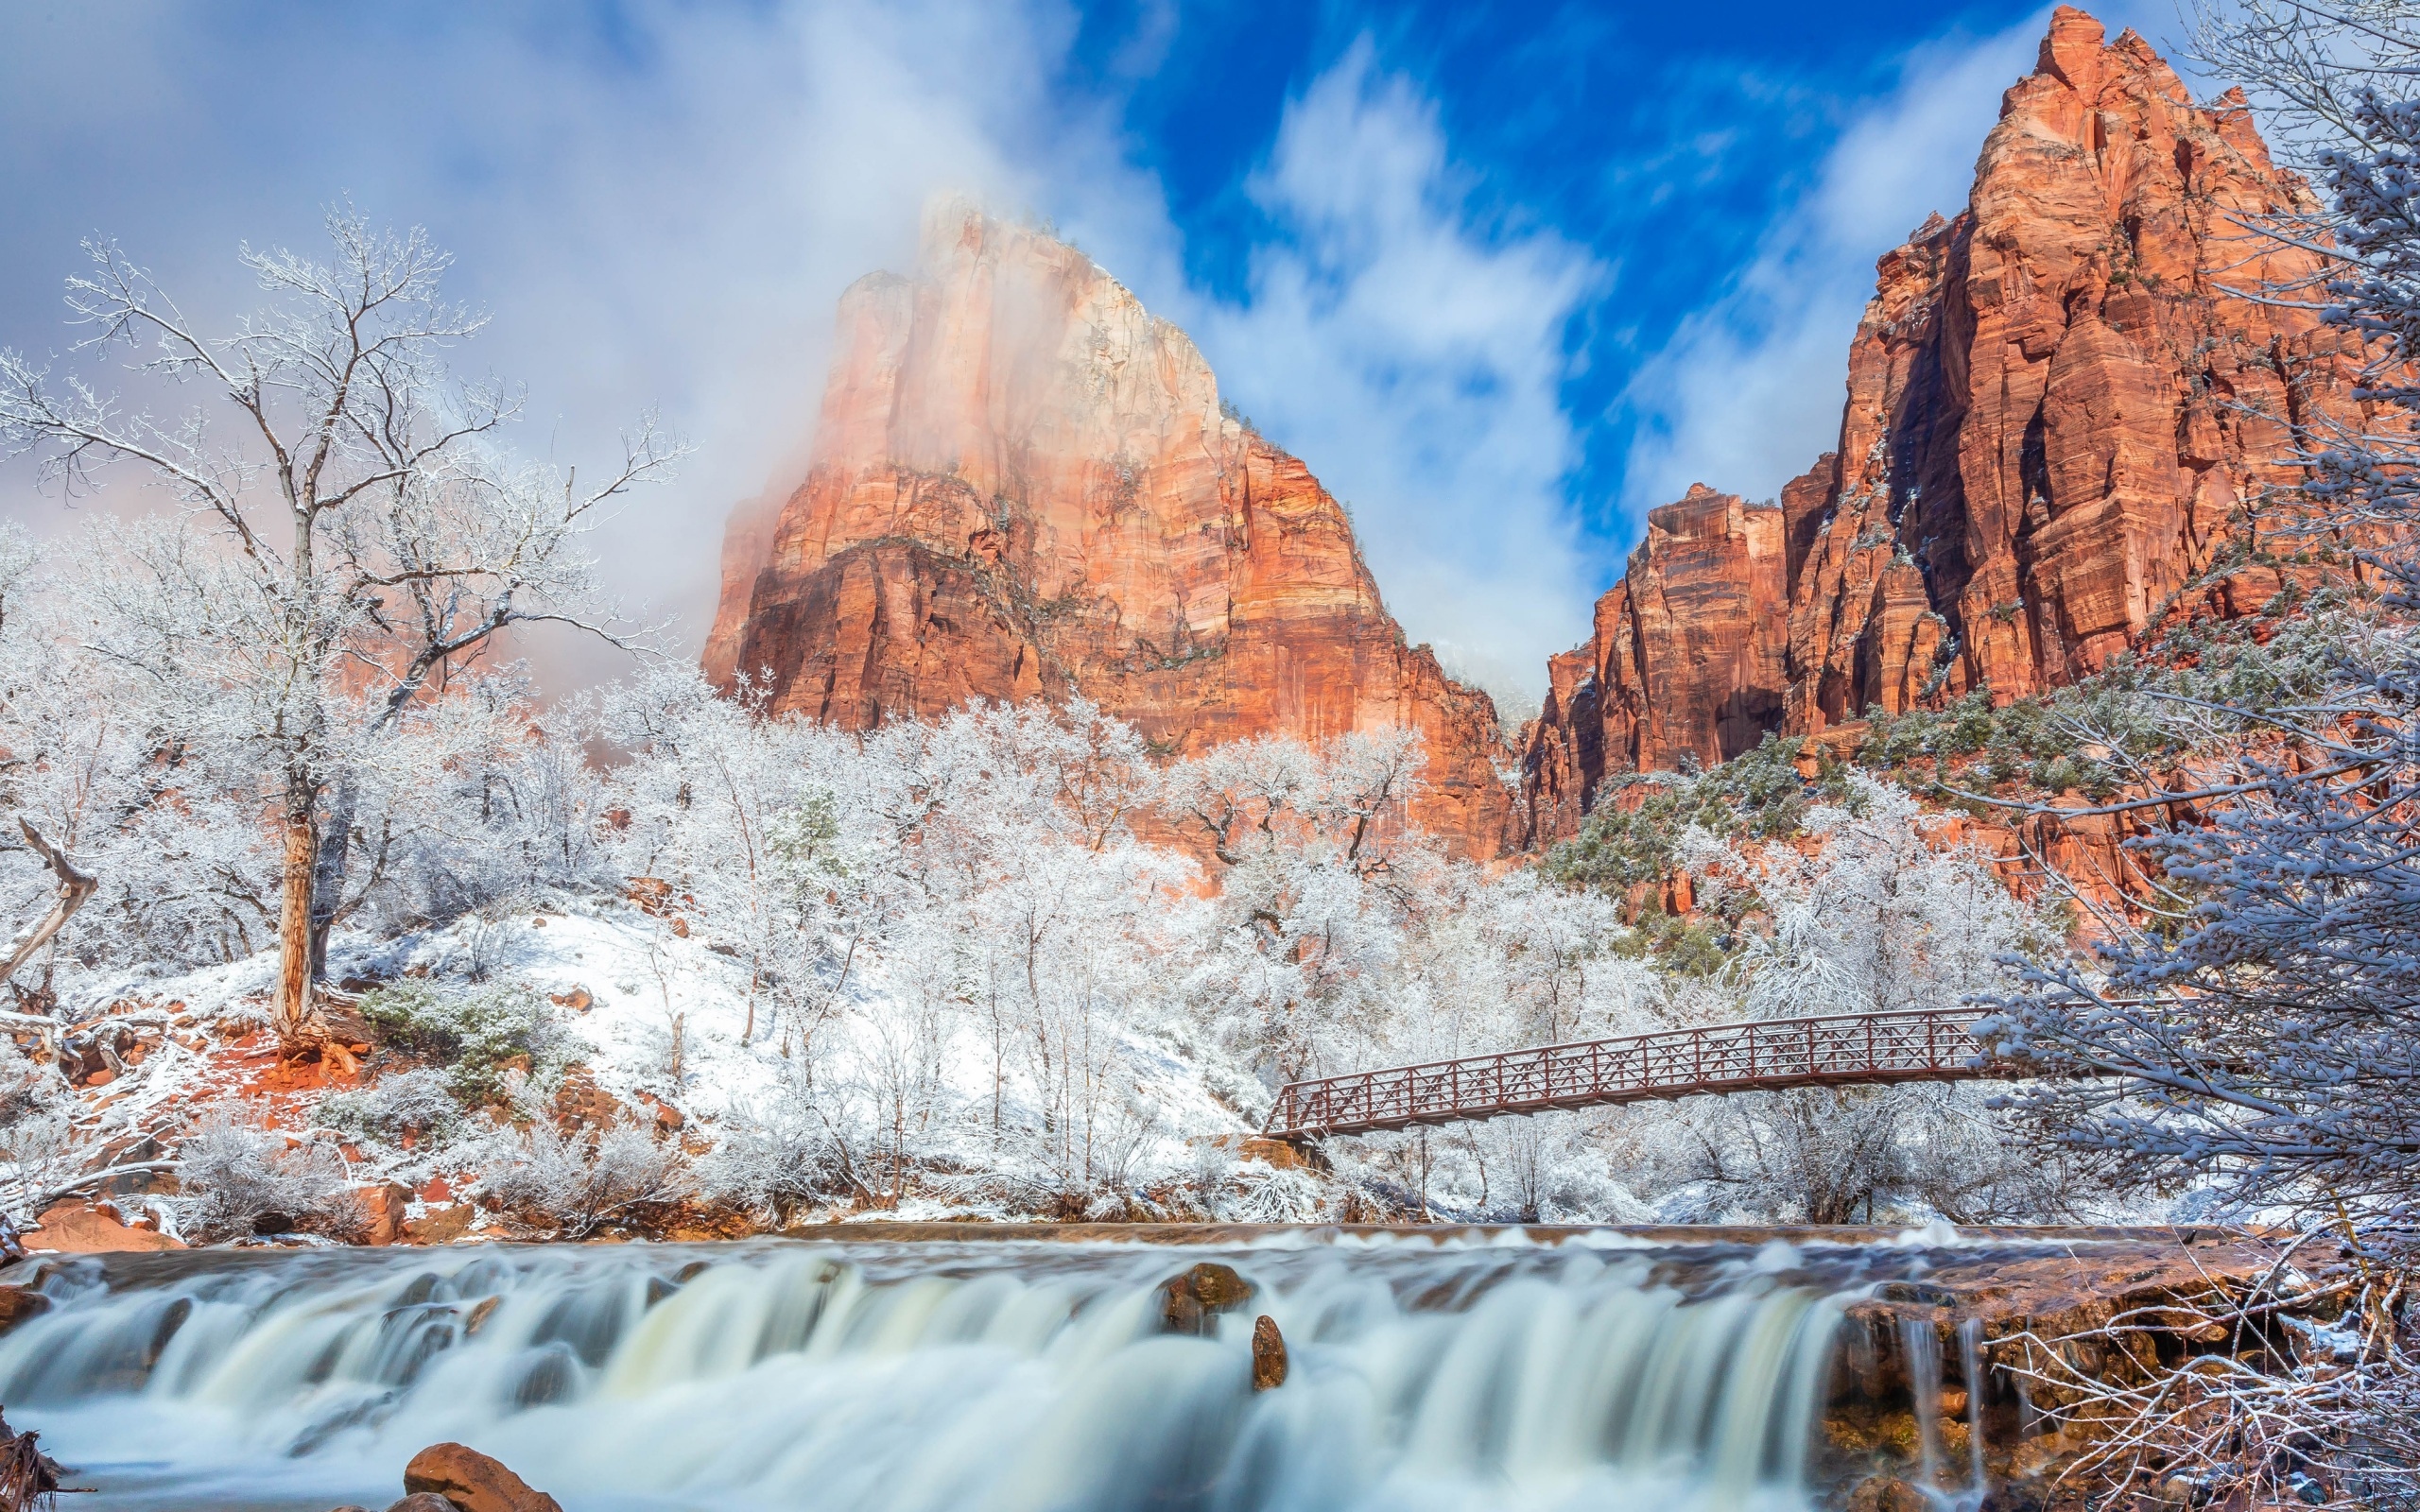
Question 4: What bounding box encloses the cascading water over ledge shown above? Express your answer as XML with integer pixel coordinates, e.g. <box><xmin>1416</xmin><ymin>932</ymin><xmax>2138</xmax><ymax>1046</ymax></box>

<box><xmin>0</xmin><ymin>1228</ymin><xmax>2282</xmax><ymax>1512</ymax></box>
<box><xmin>1</xmin><ymin>1233</ymin><xmax>1861</xmax><ymax>1512</ymax></box>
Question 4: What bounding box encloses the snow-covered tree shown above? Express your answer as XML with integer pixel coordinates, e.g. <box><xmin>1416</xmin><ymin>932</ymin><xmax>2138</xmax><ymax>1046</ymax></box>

<box><xmin>1170</xmin><ymin>729</ymin><xmax>1440</xmax><ymax>1082</ymax></box>
<box><xmin>0</xmin><ymin>211</ymin><xmax>677</xmax><ymax>1053</ymax></box>
<box><xmin>0</xmin><ymin>515</ymin><xmax>613</xmax><ymax>1011</ymax></box>
<box><xmin>1633</xmin><ymin>777</ymin><xmax>2091</xmax><ymax>1224</ymax></box>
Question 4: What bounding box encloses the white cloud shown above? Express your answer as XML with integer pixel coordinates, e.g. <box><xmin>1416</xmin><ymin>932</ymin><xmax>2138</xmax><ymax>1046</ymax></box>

<box><xmin>1183</xmin><ymin>42</ymin><xmax>1602</xmax><ymax>700</ymax></box>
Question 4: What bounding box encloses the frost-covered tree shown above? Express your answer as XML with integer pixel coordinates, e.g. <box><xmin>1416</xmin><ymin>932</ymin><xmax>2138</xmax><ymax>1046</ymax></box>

<box><xmin>596</xmin><ymin>669</ymin><xmax>834</xmax><ymax>1048</ymax></box>
<box><xmin>1968</xmin><ymin>5</ymin><xmax>2420</xmax><ymax>1503</ymax></box>
<box><xmin>0</xmin><ymin>212</ymin><xmax>677</xmax><ymax>1053</ymax></box>
<box><xmin>0</xmin><ymin>526</ymin><xmax>279</xmax><ymax>987</ymax></box>
<box><xmin>596</xmin><ymin>685</ymin><xmax>1212</xmax><ymax>1213</ymax></box>
<box><xmin>1643</xmin><ymin>777</ymin><xmax>2092</xmax><ymax>1224</ymax></box>
<box><xmin>1170</xmin><ymin>729</ymin><xmax>1439</xmax><ymax>1081</ymax></box>
<box><xmin>0</xmin><ymin>519</ymin><xmax>610</xmax><ymax>1008</ymax></box>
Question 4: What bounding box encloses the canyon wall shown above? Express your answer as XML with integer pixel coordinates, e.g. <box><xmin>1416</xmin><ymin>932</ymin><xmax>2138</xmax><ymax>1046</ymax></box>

<box><xmin>706</xmin><ymin>200</ymin><xmax>1517</xmax><ymax>856</ymax></box>
<box><xmin>1525</xmin><ymin>7</ymin><xmax>2360</xmax><ymax>836</ymax></box>
<box><xmin>1525</xmin><ymin>486</ymin><xmax>1792</xmax><ymax>839</ymax></box>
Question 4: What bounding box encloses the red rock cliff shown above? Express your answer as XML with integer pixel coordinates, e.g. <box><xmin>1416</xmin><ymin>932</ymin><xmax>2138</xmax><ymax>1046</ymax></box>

<box><xmin>1525</xmin><ymin>7</ymin><xmax>2359</xmax><ymax>839</ymax></box>
<box><xmin>1524</xmin><ymin>487</ymin><xmax>1791</xmax><ymax>836</ymax></box>
<box><xmin>707</xmin><ymin>200</ymin><xmax>1517</xmax><ymax>856</ymax></box>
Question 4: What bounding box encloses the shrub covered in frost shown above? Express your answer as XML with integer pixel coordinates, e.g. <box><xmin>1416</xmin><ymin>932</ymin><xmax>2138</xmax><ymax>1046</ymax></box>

<box><xmin>1178</xmin><ymin>1140</ymin><xmax>1238</xmax><ymax>1217</ymax></box>
<box><xmin>0</xmin><ymin>1113</ymin><xmax>82</xmax><ymax>1226</ymax></box>
<box><xmin>480</xmin><ymin>1118</ymin><xmax>692</xmax><ymax>1238</ymax></box>
<box><xmin>698</xmin><ymin>1088</ymin><xmax>858</xmax><ymax>1221</ymax></box>
<box><xmin>0</xmin><ymin>1043</ymin><xmax>65</xmax><ymax>1128</ymax></box>
<box><xmin>176</xmin><ymin>1103</ymin><xmax>359</xmax><ymax>1242</ymax></box>
<box><xmin>1223</xmin><ymin>1162</ymin><xmax>1328</xmax><ymax>1224</ymax></box>
<box><xmin>0</xmin><ymin>1044</ymin><xmax>83</xmax><ymax>1221</ymax></box>
<box><xmin>357</xmin><ymin>981</ymin><xmax>565</xmax><ymax>1102</ymax></box>
<box><xmin>316</xmin><ymin>1068</ymin><xmax>464</xmax><ymax>1146</ymax></box>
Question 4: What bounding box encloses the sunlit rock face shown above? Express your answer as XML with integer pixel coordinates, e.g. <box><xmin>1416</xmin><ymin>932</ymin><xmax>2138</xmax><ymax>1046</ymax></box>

<box><xmin>705</xmin><ymin>200</ymin><xmax>1517</xmax><ymax>857</ymax></box>
<box><xmin>1540</xmin><ymin>485</ymin><xmax>1790</xmax><ymax>797</ymax></box>
<box><xmin>1523</xmin><ymin>6</ymin><xmax>2360</xmax><ymax>839</ymax></box>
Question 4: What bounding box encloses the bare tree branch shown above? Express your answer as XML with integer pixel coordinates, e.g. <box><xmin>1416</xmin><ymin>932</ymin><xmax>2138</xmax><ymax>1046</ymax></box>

<box><xmin>0</xmin><ymin>818</ymin><xmax>95</xmax><ymax>989</ymax></box>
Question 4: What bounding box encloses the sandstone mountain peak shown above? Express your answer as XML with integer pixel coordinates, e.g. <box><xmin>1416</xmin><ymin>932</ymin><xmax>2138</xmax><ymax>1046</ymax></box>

<box><xmin>705</xmin><ymin>199</ymin><xmax>1517</xmax><ymax>855</ymax></box>
<box><xmin>1523</xmin><ymin>6</ymin><xmax>2360</xmax><ymax>839</ymax></box>
<box><xmin>2034</xmin><ymin>5</ymin><xmax>2115</xmax><ymax>91</ymax></box>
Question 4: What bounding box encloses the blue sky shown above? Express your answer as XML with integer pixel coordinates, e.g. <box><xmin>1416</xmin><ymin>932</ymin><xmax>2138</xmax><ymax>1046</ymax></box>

<box><xmin>0</xmin><ymin>0</ymin><xmax>2192</xmax><ymax>703</ymax></box>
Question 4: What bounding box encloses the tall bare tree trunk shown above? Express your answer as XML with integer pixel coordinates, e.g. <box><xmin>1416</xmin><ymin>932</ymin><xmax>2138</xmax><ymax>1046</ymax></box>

<box><xmin>273</xmin><ymin>777</ymin><xmax>321</xmax><ymax>1055</ymax></box>
<box><xmin>273</xmin><ymin>498</ymin><xmax>328</xmax><ymax>1058</ymax></box>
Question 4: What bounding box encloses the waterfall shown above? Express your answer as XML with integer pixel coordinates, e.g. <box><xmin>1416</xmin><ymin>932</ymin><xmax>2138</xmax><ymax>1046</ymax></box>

<box><xmin>1894</xmin><ymin>1313</ymin><xmax>1992</xmax><ymax>1512</ymax></box>
<box><xmin>1955</xmin><ymin>1317</ymin><xmax>1988</xmax><ymax>1495</ymax></box>
<box><xmin>0</xmin><ymin>1235</ymin><xmax>1850</xmax><ymax>1512</ymax></box>
<box><xmin>1897</xmin><ymin>1315</ymin><xmax>1945</xmax><ymax>1495</ymax></box>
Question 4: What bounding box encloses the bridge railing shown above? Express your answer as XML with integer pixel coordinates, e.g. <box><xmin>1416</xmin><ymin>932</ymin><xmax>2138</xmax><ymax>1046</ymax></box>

<box><xmin>1265</xmin><ymin>1006</ymin><xmax>2000</xmax><ymax>1139</ymax></box>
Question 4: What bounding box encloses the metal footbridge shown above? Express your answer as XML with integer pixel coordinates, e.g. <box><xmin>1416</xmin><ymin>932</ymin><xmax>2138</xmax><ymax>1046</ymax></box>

<box><xmin>1264</xmin><ymin>1006</ymin><xmax>2015</xmax><ymax>1142</ymax></box>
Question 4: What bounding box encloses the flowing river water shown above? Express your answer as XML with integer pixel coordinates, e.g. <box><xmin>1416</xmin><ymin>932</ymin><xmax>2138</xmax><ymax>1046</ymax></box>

<box><xmin>0</xmin><ymin>1228</ymin><xmax>2025</xmax><ymax>1512</ymax></box>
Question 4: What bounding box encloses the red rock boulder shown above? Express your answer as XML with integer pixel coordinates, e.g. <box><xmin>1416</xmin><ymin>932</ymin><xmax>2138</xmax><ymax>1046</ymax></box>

<box><xmin>402</xmin><ymin>1442</ymin><xmax>562</xmax><ymax>1512</ymax></box>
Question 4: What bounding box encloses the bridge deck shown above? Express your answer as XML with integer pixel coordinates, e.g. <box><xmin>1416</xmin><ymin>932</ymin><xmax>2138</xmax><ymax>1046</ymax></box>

<box><xmin>1264</xmin><ymin>1006</ymin><xmax>2011</xmax><ymax>1141</ymax></box>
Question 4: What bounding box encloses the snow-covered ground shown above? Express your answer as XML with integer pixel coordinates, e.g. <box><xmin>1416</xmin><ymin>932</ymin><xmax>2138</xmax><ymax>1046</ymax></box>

<box><xmin>45</xmin><ymin>892</ymin><xmax>1285</xmax><ymax>1237</ymax></box>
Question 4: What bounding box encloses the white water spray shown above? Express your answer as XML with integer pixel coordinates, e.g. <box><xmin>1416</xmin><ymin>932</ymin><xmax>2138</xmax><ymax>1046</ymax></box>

<box><xmin>0</xmin><ymin>1237</ymin><xmax>1852</xmax><ymax>1512</ymax></box>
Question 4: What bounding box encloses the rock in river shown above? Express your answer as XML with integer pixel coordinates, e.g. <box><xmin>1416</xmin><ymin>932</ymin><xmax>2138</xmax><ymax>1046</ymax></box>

<box><xmin>402</xmin><ymin>1442</ymin><xmax>562</xmax><ymax>1512</ymax></box>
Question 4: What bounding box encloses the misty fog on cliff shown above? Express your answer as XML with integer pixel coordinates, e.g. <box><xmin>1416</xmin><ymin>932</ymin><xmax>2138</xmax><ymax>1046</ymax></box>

<box><xmin>0</xmin><ymin>0</ymin><xmax>2198</xmax><ymax>711</ymax></box>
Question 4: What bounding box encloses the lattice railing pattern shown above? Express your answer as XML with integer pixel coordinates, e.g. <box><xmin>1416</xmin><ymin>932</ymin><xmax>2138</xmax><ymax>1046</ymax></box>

<box><xmin>1264</xmin><ymin>1007</ymin><xmax>2011</xmax><ymax>1140</ymax></box>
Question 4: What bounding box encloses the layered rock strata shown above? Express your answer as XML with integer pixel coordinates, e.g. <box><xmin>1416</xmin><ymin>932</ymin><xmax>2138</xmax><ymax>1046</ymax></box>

<box><xmin>1526</xmin><ymin>7</ymin><xmax>2359</xmax><ymax>837</ymax></box>
<box><xmin>1524</xmin><ymin>486</ymin><xmax>1790</xmax><ymax>838</ymax></box>
<box><xmin>707</xmin><ymin>201</ymin><xmax>1516</xmax><ymax>856</ymax></box>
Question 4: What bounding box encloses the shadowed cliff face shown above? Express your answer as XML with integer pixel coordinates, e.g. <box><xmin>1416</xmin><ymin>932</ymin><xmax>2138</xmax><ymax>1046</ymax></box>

<box><xmin>705</xmin><ymin>201</ymin><xmax>1517</xmax><ymax>858</ymax></box>
<box><xmin>1523</xmin><ymin>6</ymin><xmax>2363</xmax><ymax>840</ymax></box>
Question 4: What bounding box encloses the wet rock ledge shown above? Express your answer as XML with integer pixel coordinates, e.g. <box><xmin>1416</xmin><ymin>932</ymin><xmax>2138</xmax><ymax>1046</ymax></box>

<box><xmin>1809</xmin><ymin>1230</ymin><xmax>2302</xmax><ymax>1512</ymax></box>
